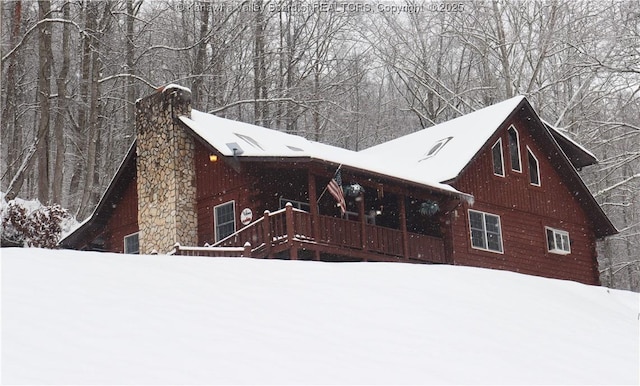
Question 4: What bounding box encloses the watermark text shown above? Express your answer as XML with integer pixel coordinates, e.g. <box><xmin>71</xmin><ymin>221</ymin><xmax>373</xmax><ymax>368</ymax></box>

<box><xmin>174</xmin><ymin>1</ymin><xmax>466</xmax><ymax>14</ymax></box>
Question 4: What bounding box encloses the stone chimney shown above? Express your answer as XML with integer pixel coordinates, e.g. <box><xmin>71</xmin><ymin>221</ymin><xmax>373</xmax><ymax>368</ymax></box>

<box><xmin>135</xmin><ymin>85</ymin><xmax>198</xmax><ymax>254</ymax></box>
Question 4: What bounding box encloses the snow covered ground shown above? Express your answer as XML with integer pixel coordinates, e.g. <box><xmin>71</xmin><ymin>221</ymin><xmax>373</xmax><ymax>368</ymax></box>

<box><xmin>2</xmin><ymin>248</ymin><xmax>638</xmax><ymax>385</ymax></box>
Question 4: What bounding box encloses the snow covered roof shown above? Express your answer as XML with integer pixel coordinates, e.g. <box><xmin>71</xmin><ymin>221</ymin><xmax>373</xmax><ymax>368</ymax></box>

<box><xmin>59</xmin><ymin>143</ymin><xmax>138</xmax><ymax>249</ymax></box>
<box><xmin>541</xmin><ymin>120</ymin><xmax>598</xmax><ymax>168</ymax></box>
<box><xmin>180</xmin><ymin>110</ymin><xmax>466</xmax><ymax>197</ymax></box>
<box><xmin>180</xmin><ymin>98</ymin><xmax>615</xmax><ymax>238</ymax></box>
<box><xmin>360</xmin><ymin>96</ymin><xmax>526</xmax><ymax>183</ymax></box>
<box><xmin>181</xmin><ymin>110</ymin><xmax>313</xmax><ymax>158</ymax></box>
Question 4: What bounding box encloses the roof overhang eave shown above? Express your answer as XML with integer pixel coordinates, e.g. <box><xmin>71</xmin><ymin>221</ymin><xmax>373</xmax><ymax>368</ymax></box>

<box><xmin>181</xmin><ymin>118</ymin><xmax>469</xmax><ymax>202</ymax></box>
<box><xmin>307</xmin><ymin>157</ymin><xmax>474</xmax><ymax>204</ymax></box>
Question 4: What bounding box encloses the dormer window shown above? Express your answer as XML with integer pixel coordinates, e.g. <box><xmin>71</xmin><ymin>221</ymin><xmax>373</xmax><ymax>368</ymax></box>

<box><xmin>492</xmin><ymin>138</ymin><xmax>505</xmax><ymax>177</ymax></box>
<box><xmin>527</xmin><ymin>146</ymin><xmax>540</xmax><ymax>186</ymax></box>
<box><xmin>419</xmin><ymin>136</ymin><xmax>453</xmax><ymax>161</ymax></box>
<box><xmin>508</xmin><ymin>126</ymin><xmax>522</xmax><ymax>172</ymax></box>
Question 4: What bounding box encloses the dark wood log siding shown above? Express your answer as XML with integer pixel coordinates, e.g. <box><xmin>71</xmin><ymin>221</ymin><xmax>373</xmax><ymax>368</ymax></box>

<box><xmin>194</xmin><ymin>142</ymin><xmax>258</xmax><ymax>245</ymax></box>
<box><xmin>103</xmin><ymin>174</ymin><xmax>139</xmax><ymax>253</ymax></box>
<box><xmin>450</xmin><ymin>116</ymin><xmax>600</xmax><ymax>285</ymax></box>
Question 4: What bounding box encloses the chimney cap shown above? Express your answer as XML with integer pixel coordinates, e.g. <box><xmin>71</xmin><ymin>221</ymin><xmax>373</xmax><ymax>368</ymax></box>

<box><xmin>158</xmin><ymin>83</ymin><xmax>192</xmax><ymax>94</ymax></box>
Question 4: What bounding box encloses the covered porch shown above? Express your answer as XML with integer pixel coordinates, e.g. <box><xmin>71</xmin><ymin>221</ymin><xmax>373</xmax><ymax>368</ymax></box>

<box><xmin>174</xmin><ymin>203</ymin><xmax>447</xmax><ymax>263</ymax></box>
<box><xmin>175</xmin><ymin>164</ymin><xmax>457</xmax><ymax>264</ymax></box>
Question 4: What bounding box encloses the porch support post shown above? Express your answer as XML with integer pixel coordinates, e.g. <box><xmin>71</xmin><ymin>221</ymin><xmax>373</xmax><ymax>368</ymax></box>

<box><xmin>263</xmin><ymin>210</ymin><xmax>272</xmax><ymax>258</ymax></box>
<box><xmin>308</xmin><ymin>171</ymin><xmax>321</xmax><ymax>260</ymax></box>
<box><xmin>243</xmin><ymin>242</ymin><xmax>252</xmax><ymax>258</ymax></box>
<box><xmin>285</xmin><ymin>202</ymin><xmax>298</xmax><ymax>260</ymax></box>
<box><xmin>358</xmin><ymin>193</ymin><xmax>367</xmax><ymax>250</ymax></box>
<box><xmin>398</xmin><ymin>194</ymin><xmax>409</xmax><ymax>260</ymax></box>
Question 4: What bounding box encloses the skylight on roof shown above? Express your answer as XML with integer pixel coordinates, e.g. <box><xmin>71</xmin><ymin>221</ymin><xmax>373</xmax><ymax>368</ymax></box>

<box><xmin>234</xmin><ymin>133</ymin><xmax>264</xmax><ymax>150</ymax></box>
<box><xmin>419</xmin><ymin>137</ymin><xmax>453</xmax><ymax>161</ymax></box>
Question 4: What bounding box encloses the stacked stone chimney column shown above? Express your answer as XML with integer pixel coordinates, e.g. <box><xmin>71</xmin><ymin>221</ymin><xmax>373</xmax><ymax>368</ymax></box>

<box><xmin>135</xmin><ymin>86</ymin><xmax>198</xmax><ymax>254</ymax></box>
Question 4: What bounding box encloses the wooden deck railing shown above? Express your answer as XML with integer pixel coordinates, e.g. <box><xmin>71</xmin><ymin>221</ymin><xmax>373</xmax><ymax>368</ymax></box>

<box><xmin>174</xmin><ymin>202</ymin><xmax>446</xmax><ymax>263</ymax></box>
<box><xmin>171</xmin><ymin>243</ymin><xmax>251</xmax><ymax>257</ymax></box>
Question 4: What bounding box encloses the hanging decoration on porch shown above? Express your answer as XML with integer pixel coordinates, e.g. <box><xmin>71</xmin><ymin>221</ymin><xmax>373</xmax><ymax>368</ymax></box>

<box><xmin>420</xmin><ymin>200</ymin><xmax>439</xmax><ymax>216</ymax></box>
<box><xmin>344</xmin><ymin>183</ymin><xmax>365</xmax><ymax>198</ymax></box>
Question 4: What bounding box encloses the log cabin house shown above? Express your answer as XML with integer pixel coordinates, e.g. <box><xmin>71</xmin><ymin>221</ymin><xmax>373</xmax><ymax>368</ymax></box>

<box><xmin>60</xmin><ymin>85</ymin><xmax>617</xmax><ymax>285</ymax></box>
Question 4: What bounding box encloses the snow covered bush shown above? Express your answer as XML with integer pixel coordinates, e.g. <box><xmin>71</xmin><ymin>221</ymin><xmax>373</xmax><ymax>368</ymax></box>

<box><xmin>1</xmin><ymin>195</ymin><xmax>75</xmax><ymax>248</ymax></box>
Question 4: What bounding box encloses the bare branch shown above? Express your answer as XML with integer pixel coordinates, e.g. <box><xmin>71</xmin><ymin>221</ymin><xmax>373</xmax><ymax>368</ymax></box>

<box><xmin>208</xmin><ymin>98</ymin><xmax>322</xmax><ymax>114</ymax></box>
<box><xmin>1</xmin><ymin>18</ymin><xmax>85</xmax><ymax>65</ymax></box>
<box><xmin>98</xmin><ymin>73</ymin><xmax>157</xmax><ymax>89</ymax></box>
<box><xmin>593</xmin><ymin>173</ymin><xmax>640</xmax><ymax>198</ymax></box>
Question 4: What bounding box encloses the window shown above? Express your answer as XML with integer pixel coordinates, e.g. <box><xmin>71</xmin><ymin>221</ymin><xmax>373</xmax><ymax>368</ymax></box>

<box><xmin>469</xmin><ymin>210</ymin><xmax>503</xmax><ymax>253</ymax></box>
<box><xmin>527</xmin><ymin>146</ymin><xmax>540</xmax><ymax>186</ymax></box>
<box><xmin>279</xmin><ymin>198</ymin><xmax>311</xmax><ymax>212</ymax></box>
<box><xmin>492</xmin><ymin>138</ymin><xmax>505</xmax><ymax>176</ymax></box>
<box><xmin>419</xmin><ymin>137</ymin><xmax>453</xmax><ymax>161</ymax></box>
<box><xmin>124</xmin><ymin>232</ymin><xmax>139</xmax><ymax>254</ymax></box>
<box><xmin>546</xmin><ymin>227</ymin><xmax>571</xmax><ymax>254</ymax></box>
<box><xmin>508</xmin><ymin>126</ymin><xmax>522</xmax><ymax>172</ymax></box>
<box><xmin>214</xmin><ymin>201</ymin><xmax>236</xmax><ymax>242</ymax></box>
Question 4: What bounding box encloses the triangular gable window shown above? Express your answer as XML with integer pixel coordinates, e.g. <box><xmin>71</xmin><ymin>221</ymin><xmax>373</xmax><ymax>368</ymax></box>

<box><xmin>508</xmin><ymin>126</ymin><xmax>522</xmax><ymax>172</ymax></box>
<box><xmin>492</xmin><ymin>138</ymin><xmax>505</xmax><ymax>177</ymax></box>
<box><xmin>527</xmin><ymin>146</ymin><xmax>540</xmax><ymax>186</ymax></box>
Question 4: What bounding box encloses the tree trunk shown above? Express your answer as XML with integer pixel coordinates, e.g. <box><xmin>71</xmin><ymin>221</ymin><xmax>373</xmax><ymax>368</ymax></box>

<box><xmin>492</xmin><ymin>0</ymin><xmax>513</xmax><ymax>98</ymax></box>
<box><xmin>52</xmin><ymin>2</ymin><xmax>71</xmax><ymax>205</ymax></box>
<box><xmin>36</xmin><ymin>0</ymin><xmax>53</xmax><ymax>203</ymax></box>
<box><xmin>191</xmin><ymin>3</ymin><xmax>209</xmax><ymax>107</ymax></box>
<box><xmin>125</xmin><ymin>0</ymin><xmax>139</xmax><ymax>139</ymax></box>
<box><xmin>2</xmin><ymin>1</ymin><xmax>22</xmax><ymax>185</ymax></box>
<box><xmin>69</xmin><ymin>1</ymin><xmax>96</xmax><ymax>208</ymax></box>
<box><xmin>78</xmin><ymin>1</ymin><xmax>109</xmax><ymax>219</ymax></box>
<box><xmin>253</xmin><ymin>0</ymin><xmax>267</xmax><ymax>126</ymax></box>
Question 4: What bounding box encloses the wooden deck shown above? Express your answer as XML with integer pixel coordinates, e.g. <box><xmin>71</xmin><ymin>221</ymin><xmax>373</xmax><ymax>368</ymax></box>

<box><xmin>173</xmin><ymin>203</ymin><xmax>446</xmax><ymax>264</ymax></box>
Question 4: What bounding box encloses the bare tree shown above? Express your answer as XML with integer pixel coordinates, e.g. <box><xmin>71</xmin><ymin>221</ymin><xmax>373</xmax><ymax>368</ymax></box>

<box><xmin>1</xmin><ymin>1</ymin><xmax>22</xmax><ymax>183</ymax></box>
<box><xmin>52</xmin><ymin>1</ymin><xmax>71</xmax><ymax>205</ymax></box>
<box><xmin>36</xmin><ymin>0</ymin><xmax>54</xmax><ymax>203</ymax></box>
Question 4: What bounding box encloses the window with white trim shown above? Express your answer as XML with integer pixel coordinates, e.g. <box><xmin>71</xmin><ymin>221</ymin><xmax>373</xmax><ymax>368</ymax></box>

<box><xmin>492</xmin><ymin>138</ymin><xmax>505</xmax><ymax>177</ymax></box>
<box><xmin>124</xmin><ymin>232</ymin><xmax>139</xmax><ymax>254</ymax></box>
<box><xmin>214</xmin><ymin>201</ymin><xmax>236</xmax><ymax>242</ymax></box>
<box><xmin>279</xmin><ymin>198</ymin><xmax>311</xmax><ymax>212</ymax></box>
<box><xmin>527</xmin><ymin>146</ymin><xmax>540</xmax><ymax>186</ymax></box>
<box><xmin>469</xmin><ymin>210</ymin><xmax>503</xmax><ymax>253</ymax></box>
<box><xmin>546</xmin><ymin>227</ymin><xmax>571</xmax><ymax>254</ymax></box>
<box><xmin>508</xmin><ymin>126</ymin><xmax>522</xmax><ymax>172</ymax></box>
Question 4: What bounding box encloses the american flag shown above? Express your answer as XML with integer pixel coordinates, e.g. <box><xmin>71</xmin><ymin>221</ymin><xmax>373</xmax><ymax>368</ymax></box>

<box><xmin>327</xmin><ymin>169</ymin><xmax>346</xmax><ymax>215</ymax></box>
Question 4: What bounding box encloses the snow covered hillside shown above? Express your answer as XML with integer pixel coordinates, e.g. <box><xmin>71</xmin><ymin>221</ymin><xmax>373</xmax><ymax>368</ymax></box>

<box><xmin>2</xmin><ymin>248</ymin><xmax>638</xmax><ymax>385</ymax></box>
